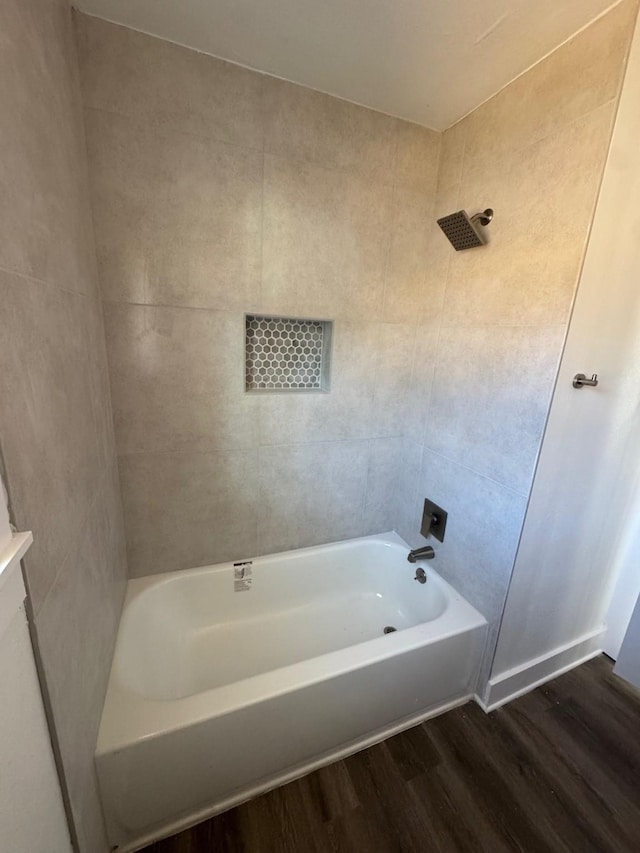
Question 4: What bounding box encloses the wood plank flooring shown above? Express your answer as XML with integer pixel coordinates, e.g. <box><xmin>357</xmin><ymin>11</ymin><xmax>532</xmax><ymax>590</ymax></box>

<box><xmin>142</xmin><ymin>655</ymin><xmax>640</xmax><ymax>852</ymax></box>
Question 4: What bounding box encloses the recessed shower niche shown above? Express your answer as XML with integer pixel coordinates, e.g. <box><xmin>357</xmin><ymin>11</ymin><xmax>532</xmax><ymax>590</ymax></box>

<box><xmin>245</xmin><ymin>315</ymin><xmax>332</xmax><ymax>392</ymax></box>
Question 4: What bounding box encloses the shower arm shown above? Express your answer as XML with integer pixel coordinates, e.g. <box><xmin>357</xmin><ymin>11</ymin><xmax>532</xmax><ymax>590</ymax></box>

<box><xmin>471</xmin><ymin>209</ymin><xmax>494</xmax><ymax>226</ymax></box>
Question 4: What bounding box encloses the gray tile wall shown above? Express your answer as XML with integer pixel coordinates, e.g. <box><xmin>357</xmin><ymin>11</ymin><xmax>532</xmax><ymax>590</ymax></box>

<box><xmin>76</xmin><ymin>13</ymin><xmax>443</xmax><ymax>577</ymax></box>
<box><xmin>0</xmin><ymin>1</ymin><xmax>127</xmax><ymax>850</ymax></box>
<box><xmin>396</xmin><ymin>0</ymin><xmax>637</xmax><ymax>684</ymax></box>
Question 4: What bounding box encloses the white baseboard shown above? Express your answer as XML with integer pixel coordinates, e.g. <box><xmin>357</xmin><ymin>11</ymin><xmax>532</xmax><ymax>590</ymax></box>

<box><xmin>475</xmin><ymin>626</ymin><xmax>605</xmax><ymax>713</ymax></box>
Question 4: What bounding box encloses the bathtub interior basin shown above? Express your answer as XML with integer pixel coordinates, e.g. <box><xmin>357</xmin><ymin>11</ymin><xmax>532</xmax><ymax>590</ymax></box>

<box><xmin>96</xmin><ymin>532</ymin><xmax>487</xmax><ymax>851</ymax></box>
<box><xmin>118</xmin><ymin>537</ymin><xmax>449</xmax><ymax>702</ymax></box>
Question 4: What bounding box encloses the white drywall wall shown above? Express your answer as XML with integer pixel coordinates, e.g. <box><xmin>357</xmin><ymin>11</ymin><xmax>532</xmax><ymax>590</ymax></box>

<box><xmin>0</xmin><ymin>527</ymin><xmax>72</xmax><ymax>853</ymax></box>
<box><xmin>0</xmin><ymin>474</ymin><xmax>11</xmax><ymax>551</ymax></box>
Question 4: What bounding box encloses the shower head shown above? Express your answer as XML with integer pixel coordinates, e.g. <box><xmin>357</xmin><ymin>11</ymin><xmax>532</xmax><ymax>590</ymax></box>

<box><xmin>437</xmin><ymin>208</ymin><xmax>494</xmax><ymax>251</ymax></box>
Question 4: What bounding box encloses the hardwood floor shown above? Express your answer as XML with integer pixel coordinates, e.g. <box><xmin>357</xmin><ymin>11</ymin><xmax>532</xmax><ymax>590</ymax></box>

<box><xmin>142</xmin><ymin>656</ymin><xmax>640</xmax><ymax>852</ymax></box>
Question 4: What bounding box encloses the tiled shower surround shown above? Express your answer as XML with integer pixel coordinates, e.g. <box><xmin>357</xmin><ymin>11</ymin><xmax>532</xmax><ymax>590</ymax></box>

<box><xmin>77</xmin><ymin>11</ymin><xmax>443</xmax><ymax>575</ymax></box>
<box><xmin>0</xmin><ymin>0</ymin><xmax>127</xmax><ymax>850</ymax></box>
<box><xmin>77</xmin><ymin>2</ymin><xmax>636</xmax><ymax>660</ymax></box>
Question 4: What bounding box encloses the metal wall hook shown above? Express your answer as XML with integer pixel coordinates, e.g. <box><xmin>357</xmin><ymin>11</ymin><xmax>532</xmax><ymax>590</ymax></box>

<box><xmin>573</xmin><ymin>373</ymin><xmax>599</xmax><ymax>389</ymax></box>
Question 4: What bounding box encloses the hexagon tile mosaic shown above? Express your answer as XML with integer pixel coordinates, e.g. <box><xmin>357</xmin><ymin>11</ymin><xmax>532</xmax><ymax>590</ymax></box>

<box><xmin>245</xmin><ymin>315</ymin><xmax>331</xmax><ymax>391</ymax></box>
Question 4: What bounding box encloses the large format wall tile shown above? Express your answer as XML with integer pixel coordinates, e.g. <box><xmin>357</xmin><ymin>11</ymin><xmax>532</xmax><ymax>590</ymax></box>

<box><xmin>461</xmin><ymin>0</ymin><xmax>636</xmax><ymax>178</ymax></box>
<box><xmin>257</xmin><ymin>440</ymin><xmax>370</xmax><ymax>554</ymax></box>
<box><xmin>0</xmin><ymin>272</ymin><xmax>102</xmax><ymax>611</ymax></box>
<box><xmin>0</xmin><ymin>0</ymin><xmax>96</xmax><ymax>292</ymax></box>
<box><xmin>82</xmin><ymin>295</ymin><xmax>120</xmax><ymax>474</ymax></box>
<box><xmin>263</xmin><ymin>77</ymin><xmax>398</xmax><ymax>180</ymax></box>
<box><xmin>75</xmin><ymin>14</ymin><xmax>264</xmax><ymax>150</ymax></box>
<box><xmin>446</xmin><ymin>103</ymin><xmax>617</xmax><ymax>328</ymax></box>
<box><xmin>103</xmin><ymin>303</ymin><xmax>258</xmax><ymax>454</ymax></box>
<box><xmin>257</xmin><ymin>391</ymin><xmax>376</xmax><ymax>447</ymax></box>
<box><xmin>382</xmin><ymin>188</ymin><xmax>446</xmax><ymax>324</ymax></box>
<box><xmin>393</xmin><ymin>438</ymin><xmax>425</xmax><ymax>547</ymax></box>
<box><xmin>257</xmin><ymin>321</ymin><xmax>379</xmax><ymax>445</ymax></box>
<box><xmin>85</xmin><ymin>110</ymin><xmax>263</xmax><ymax>309</ymax></box>
<box><xmin>371</xmin><ymin>323</ymin><xmax>417</xmax><ymax>437</ymax></box>
<box><xmin>436</xmin><ymin>122</ymin><xmax>466</xmax><ymax>194</ymax></box>
<box><xmin>362</xmin><ymin>437</ymin><xmax>406</xmax><ymax>535</ymax></box>
<box><xmin>120</xmin><ymin>449</ymin><xmax>259</xmax><ymax>576</ymax></box>
<box><xmin>394</xmin><ymin>121</ymin><xmax>441</xmax><ymax>194</ymax></box>
<box><xmin>412</xmin><ymin>450</ymin><xmax>528</xmax><ymax>626</ymax></box>
<box><xmin>404</xmin><ymin>322</ymin><xmax>440</xmax><ymax>446</ymax></box>
<box><xmin>261</xmin><ymin>154</ymin><xmax>394</xmax><ymax>320</ymax></box>
<box><xmin>425</xmin><ymin>325</ymin><xmax>565</xmax><ymax>495</ymax></box>
<box><xmin>256</xmin><ymin>322</ymin><xmax>419</xmax><ymax>445</ymax></box>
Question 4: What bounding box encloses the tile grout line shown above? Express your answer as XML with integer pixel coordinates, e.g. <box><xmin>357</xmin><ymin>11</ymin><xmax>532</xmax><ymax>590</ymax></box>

<box><xmin>255</xmin><ymin>443</ymin><xmax>262</xmax><ymax>557</ymax></box>
<box><xmin>378</xmin><ymin>125</ymin><xmax>400</xmax><ymax>321</ymax></box>
<box><xmin>102</xmin><ymin>293</ymin><xmax>572</xmax><ymax>332</ymax></box>
<box><xmin>82</xmin><ymin>103</ymin><xmax>401</xmax><ymax>189</ymax></box>
<box><xmin>115</xmin><ymin>432</ymin><xmax>409</xmax><ymax>459</ymax></box>
<box><xmin>420</xmin><ymin>443</ymin><xmax>531</xmax><ymax>499</ymax></box>
<box><xmin>257</xmin><ymin>77</ymin><xmax>267</xmax><ymax>313</ymax></box>
<box><xmin>0</xmin><ymin>261</ymin><xmax>99</xmax><ymax>300</ymax></box>
<box><xmin>459</xmin><ymin>95</ymin><xmax>619</xmax><ymax>186</ymax></box>
<box><xmin>360</xmin><ymin>439</ymin><xmax>373</xmax><ymax>534</ymax></box>
<box><xmin>103</xmin><ymin>296</ymin><xmax>499</xmax><ymax>325</ymax></box>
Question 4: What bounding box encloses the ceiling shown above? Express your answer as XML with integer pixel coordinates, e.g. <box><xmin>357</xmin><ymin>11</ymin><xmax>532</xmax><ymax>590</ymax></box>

<box><xmin>74</xmin><ymin>0</ymin><xmax>621</xmax><ymax>129</ymax></box>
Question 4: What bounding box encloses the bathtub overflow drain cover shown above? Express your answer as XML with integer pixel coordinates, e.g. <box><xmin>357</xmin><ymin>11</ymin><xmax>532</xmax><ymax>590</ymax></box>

<box><xmin>383</xmin><ymin>626</ymin><xmax>397</xmax><ymax>634</ymax></box>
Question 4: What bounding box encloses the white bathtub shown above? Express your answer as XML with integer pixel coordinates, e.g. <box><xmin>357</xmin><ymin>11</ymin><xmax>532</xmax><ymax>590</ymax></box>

<box><xmin>96</xmin><ymin>532</ymin><xmax>486</xmax><ymax>851</ymax></box>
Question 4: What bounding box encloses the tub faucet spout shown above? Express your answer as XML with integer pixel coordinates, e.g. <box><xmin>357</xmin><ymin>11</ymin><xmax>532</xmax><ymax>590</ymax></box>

<box><xmin>407</xmin><ymin>546</ymin><xmax>435</xmax><ymax>563</ymax></box>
